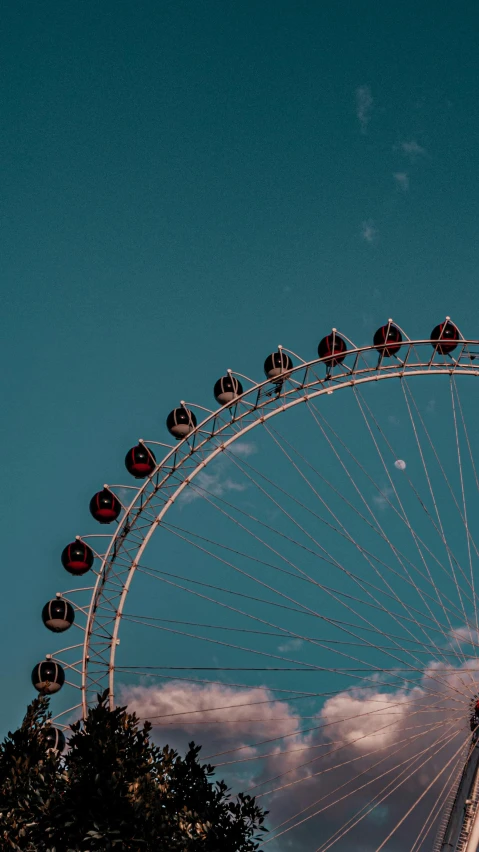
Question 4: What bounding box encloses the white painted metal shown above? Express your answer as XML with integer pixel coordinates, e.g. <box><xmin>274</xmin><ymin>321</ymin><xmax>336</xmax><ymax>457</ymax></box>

<box><xmin>78</xmin><ymin>338</ymin><xmax>479</xmax><ymax>715</ymax></box>
<box><xmin>43</xmin><ymin>334</ymin><xmax>479</xmax><ymax>845</ymax></box>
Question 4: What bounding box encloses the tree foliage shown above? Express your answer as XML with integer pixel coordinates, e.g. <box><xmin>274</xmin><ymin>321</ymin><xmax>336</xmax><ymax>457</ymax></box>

<box><xmin>0</xmin><ymin>692</ymin><xmax>267</xmax><ymax>851</ymax></box>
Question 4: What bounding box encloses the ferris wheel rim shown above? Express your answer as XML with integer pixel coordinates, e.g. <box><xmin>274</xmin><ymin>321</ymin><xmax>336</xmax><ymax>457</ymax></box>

<box><xmin>39</xmin><ymin>330</ymin><xmax>479</xmax><ymax>849</ymax></box>
<box><xmin>65</xmin><ymin>336</ymin><xmax>479</xmax><ymax>717</ymax></box>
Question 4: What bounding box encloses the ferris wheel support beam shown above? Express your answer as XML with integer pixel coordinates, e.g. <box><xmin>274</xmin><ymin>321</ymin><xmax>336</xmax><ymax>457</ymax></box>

<box><xmin>438</xmin><ymin>740</ymin><xmax>479</xmax><ymax>851</ymax></box>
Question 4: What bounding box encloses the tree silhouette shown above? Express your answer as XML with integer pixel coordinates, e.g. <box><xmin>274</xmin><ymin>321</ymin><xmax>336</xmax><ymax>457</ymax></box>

<box><xmin>0</xmin><ymin>691</ymin><xmax>267</xmax><ymax>851</ymax></box>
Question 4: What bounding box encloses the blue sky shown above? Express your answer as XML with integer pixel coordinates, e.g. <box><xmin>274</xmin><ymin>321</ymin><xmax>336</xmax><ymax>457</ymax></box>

<box><xmin>2</xmin><ymin>2</ymin><xmax>479</xmax><ymax>846</ymax></box>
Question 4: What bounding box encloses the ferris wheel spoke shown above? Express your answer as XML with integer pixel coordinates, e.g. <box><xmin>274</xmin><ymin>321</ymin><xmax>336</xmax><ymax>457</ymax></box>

<box><xmin>264</xmin><ymin>722</ymin><xmax>465</xmax><ymax>849</ymax></box>
<box><xmin>214</xmin><ymin>712</ymin><xmax>458</xmax><ymax>774</ymax></box>
<box><xmin>249</xmin><ymin>702</ymin><xmax>457</xmax><ymax>796</ymax></box>
<box><xmin>262</xmin><ymin>421</ymin><xmax>477</xmax><ymax>634</ymax></box>
<box><xmin>133</xmin><ymin>561</ymin><xmax>474</xmax><ymax>703</ymax></box>
<box><xmin>398</xmin><ymin>379</ymin><xmax>477</xmax><ymax>658</ymax></box>
<box><xmin>169</xmin><ymin>472</ymin><xmax>477</xmax><ymax>649</ymax></box>
<box><xmin>258</xmin><ymin>716</ymin><xmax>463</xmax><ymax>836</ymax></box>
<box><xmin>155</xmin><ymin>527</ymin><xmax>450</xmax><ymax>664</ymax></box>
<box><xmin>409</xmin><ymin>752</ymin><xmax>464</xmax><ymax>852</ymax></box>
<box><xmin>201</xmin><ymin>697</ymin><xmax>459</xmax><ymax>765</ymax></box>
<box><xmin>120</xmin><ymin>615</ymin><xmax>477</xmax><ymax>701</ymax></box>
<box><xmin>264</xmin><ymin>426</ymin><xmax>457</xmax><ymax>637</ymax></box>
<box><xmin>370</xmin><ymin>729</ymin><xmax>471</xmax><ymax>852</ymax></box>
<box><xmin>405</xmin><ymin>377</ymin><xmax>479</xmax><ymax>572</ymax></box>
<box><xmin>155</xmin><ymin>500</ymin><xmax>476</xmax><ymax>700</ymax></box>
<box><xmin>258</xmin><ymin>422</ymin><xmax>469</xmax><ymax>669</ymax></box>
<box><xmin>450</xmin><ymin>378</ymin><xmax>479</xmax><ymax>648</ymax></box>
<box><xmin>223</xmin><ymin>436</ymin><xmax>471</xmax><ymax>673</ymax></box>
<box><xmin>308</xmin><ymin>394</ymin><xmax>477</xmax><ymax>622</ymax></box>
<box><xmin>352</xmin><ymin>390</ymin><xmax>470</xmax><ymax>651</ymax></box>
<box><xmin>122</xmin><ymin>612</ymin><xmax>468</xmax><ymax>659</ymax></box>
<box><xmin>316</xmin><ymin>726</ymin><xmax>467</xmax><ymax>852</ymax></box>
<box><xmin>135</xmin><ymin>549</ymin><xmax>469</xmax><ymax>701</ymax></box>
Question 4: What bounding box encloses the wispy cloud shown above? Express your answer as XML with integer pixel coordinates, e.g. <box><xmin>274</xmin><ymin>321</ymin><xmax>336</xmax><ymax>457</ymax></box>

<box><xmin>119</xmin><ymin>661</ymin><xmax>475</xmax><ymax>849</ymax></box>
<box><xmin>361</xmin><ymin>219</ymin><xmax>377</xmax><ymax>243</ymax></box>
<box><xmin>449</xmin><ymin>625</ymin><xmax>479</xmax><ymax>650</ymax></box>
<box><xmin>229</xmin><ymin>441</ymin><xmax>257</xmax><ymax>458</ymax></box>
<box><xmin>393</xmin><ymin>172</ymin><xmax>409</xmax><ymax>192</ymax></box>
<box><xmin>398</xmin><ymin>140</ymin><xmax>426</xmax><ymax>160</ymax></box>
<box><xmin>278</xmin><ymin>638</ymin><xmax>303</xmax><ymax>653</ymax></box>
<box><xmin>180</xmin><ymin>467</ymin><xmax>246</xmax><ymax>505</ymax></box>
<box><xmin>372</xmin><ymin>486</ymin><xmax>394</xmax><ymax>510</ymax></box>
<box><xmin>355</xmin><ymin>85</ymin><xmax>373</xmax><ymax>134</ymax></box>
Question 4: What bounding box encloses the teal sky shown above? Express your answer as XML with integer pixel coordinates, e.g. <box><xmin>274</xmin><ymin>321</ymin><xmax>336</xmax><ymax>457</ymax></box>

<box><xmin>2</xmin><ymin>0</ymin><xmax>479</xmax><ymax>789</ymax></box>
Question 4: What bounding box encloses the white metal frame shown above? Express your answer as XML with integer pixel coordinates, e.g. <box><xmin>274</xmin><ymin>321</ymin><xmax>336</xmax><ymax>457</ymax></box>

<box><xmin>44</xmin><ymin>330</ymin><xmax>479</xmax><ymax>850</ymax></box>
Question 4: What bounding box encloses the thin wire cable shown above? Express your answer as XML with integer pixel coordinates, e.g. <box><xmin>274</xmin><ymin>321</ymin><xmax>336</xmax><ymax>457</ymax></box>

<box><xmin>450</xmin><ymin>376</ymin><xmax>479</xmax><ymax>645</ymax></box>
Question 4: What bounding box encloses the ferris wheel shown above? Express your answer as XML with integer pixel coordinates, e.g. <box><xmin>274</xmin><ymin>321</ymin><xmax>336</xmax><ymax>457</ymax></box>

<box><xmin>33</xmin><ymin>316</ymin><xmax>479</xmax><ymax>851</ymax></box>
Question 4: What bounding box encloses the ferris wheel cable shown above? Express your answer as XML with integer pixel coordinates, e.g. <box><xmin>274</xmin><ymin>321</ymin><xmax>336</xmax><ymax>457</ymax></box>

<box><xmin>122</xmin><ymin>613</ymin><xmax>467</xmax><ymax>657</ymax></box>
<box><xmin>258</xmin><ymin>714</ymin><xmax>463</xmax><ymax>825</ymax></box>
<box><xmin>308</xmin><ymin>394</ymin><xmax>478</xmax><ymax>619</ymax></box>
<box><xmin>352</xmin><ymin>388</ymin><xmax>472</xmax><ymax>673</ymax></box>
<box><xmin>214</xmin><ymin>713</ymin><xmax>461</xmax><ymax>773</ymax></box>
<box><xmin>265</xmin><ymin>717</ymin><xmax>465</xmax><ymax>804</ymax></box>
<box><xmin>450</xmin><ymin>378</ymin><xmax>479</xmax><ymax>649</ymax></box>
<box><xmin>453</xmin><ymin>379</ymin><xmax>479</xmax><ymax>631</ymax></box>
<box><xmin>157</xmin><ymin>518</ymin><xmax>477</xmax><ymax>636</ymax></box>
<box><xmin>262</xmin><ymin>424</ymin><xmax>478</xmax><ymax>632</ymax></box>
<box><xmin>262</xmin><ymin>440</ymin><xmax>465</xmax><ymax>649</ymax></box>
<box><xmin>371</xmin><ymin>732</ymin><xmax>474</xmax><ymax>852</ymax></box>
<box><xmin>147</xmin><ymin>461</ymin><xmax>479</xmax><ymax>645</ymax></box>
<box><xmin>399</xmin><ymin>380</ymin><xmax>477</xmax><ymax>668</ymax></box>
<box><xmin>265</xmin><ymin>722</ymin><xmax>466</xmax><ymax>849</ymax></box>
<box><xmin>401</xmin><ymin>380</ymin><xmax>478</xmax><ymax>597</ymax></box>
<box><xmin>140</xmin><ymin>532</ymin><xmax>470</xmax><ymax>701</ymax></box>
<box><xmin>136</xmin><ymin>683</ymin><xmax>461</xmax><ymax>723</ymax></box>
<box><xmin>150</xmin><ymin>513</ymin><xmax>476</xmax><ymax>654</ymax></box>
<box><xmin>223</xmin><ymin>440</ymin><xmax>470</xmax><ymax>668</ymax></box>
<box><xmin>120</xmin><ymin>672</ymin><xmax>465</xmax><ymax>722</ymax></box>
<box><xmin>119</xmin><ymin>615</ymin><xmax>476</xmax><ymax>692</ymax></box>
<box><xmin>133</xmin><ymin>564</ymin><xmax>469</xmax><ymax>704</ymax></box>
<box><xmin>397</xmin><ymin>381</ymin><xmax>478</xmax><ymax>656</ymax></box>
<box><xmin>210</xmin><ymin>717</ymin><xmax>460</xmax><ymax>776</ymax></box>
<box><xmin>406</xmin><ymin>377</ymin><xmax>479</xmax><ymax>575</ymax></box>
<box><xmin>122</xmin><ymin>573</ymin><xmax>474</xmax><ymax>650</ymax></box>
<box><xmin>133</xmin><ymin>565</ymin><xmax>472</xmax><ymax>707</ymax></box>
<box><xmin>314</xmin><ymin>726</ymin><xmax>469</xmax><ymax>852</ymax></box>
<box><xmin>171</xmin><ymin>488</ymin><xmax>458</xmax><ymax>670</ymax></box>
<box><xmin>309</xmin><ymin>397</ymin><xmax>476</xmax><ymax>656</ymax></box>
<box><xmin>118</xmin><ymin>664</ymin><xmax>477</xmax><ymax>673</ymax></box>
<box><xmin>409</xmin><ymin>756</ymin><xmax>464</xmax><ymax>852</ymax></box>
<box><xmin>122</xmin><ymin>583</ymin><xmax>453</xmax><ymax>674</ymax></box>
<box><xmin>366</xmin><ymin>398</ymin><xmax>478</xmax><ymax>691</ymax></box>
<box><xmin>246</xmin><ymin>703</ymin><xmax>459</xmax><ymax>795</ymax></box>
<box><xmin>200</xmin><ymin>697</ymin><xmax>465</xmax><ymax>763</ymax></box>
<box><xmin>251</xmin><ymin>729</ymin><xmax>464</xmax><ymax>820</ymax></box>
<box><xmin>260</xmin><ymin>423</ymin><xmax>463</xmax><ymax>670</ymax></box>
<box><xmin>148</xmin><ymin>714</ymin><xmax>451</xmax><ymax>729</ymax></box>
<box><xmin>113</xmin><ymin>617</ymin><xmax>402</xmax><ymax>673</ymax></box>
<box><xmin>454</xmin><ymin>375</ymin><xmax>479</xmax><ymax>500</ymax></box>
<box><xmin>123</xmin><ymin>611</ymin><xmax>435</xmax><ymax>660</ymax></box>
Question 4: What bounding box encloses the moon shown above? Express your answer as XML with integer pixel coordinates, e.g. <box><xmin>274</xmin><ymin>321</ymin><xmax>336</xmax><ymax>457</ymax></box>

<box><xmin>394</xmin><ymin>459</ymin><xmax>406</xmax><ymax>471</ymax></box>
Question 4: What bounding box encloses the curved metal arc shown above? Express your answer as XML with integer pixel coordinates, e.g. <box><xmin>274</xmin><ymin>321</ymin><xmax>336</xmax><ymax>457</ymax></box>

<box><xmin>87</xmin><ymin>365</ymin><xmax>479</xmax><ymax>713</ymax></box>
<box><xmin>80</xmin><ymin>340</ymin><xmax>479</xmax><ymax>715</ymax></box>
